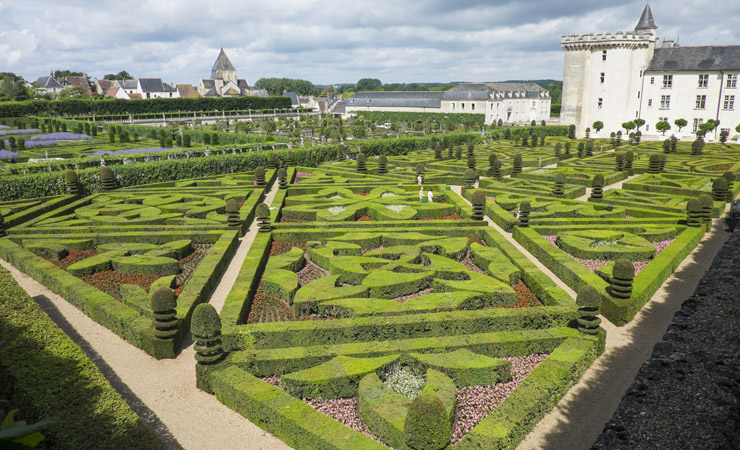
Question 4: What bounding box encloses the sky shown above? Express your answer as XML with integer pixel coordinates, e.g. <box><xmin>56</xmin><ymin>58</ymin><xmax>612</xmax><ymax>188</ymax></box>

<box><xmin>2</xmin><ymin>1</ymin><xmax>740</xmax><ymax>87</ymax></box>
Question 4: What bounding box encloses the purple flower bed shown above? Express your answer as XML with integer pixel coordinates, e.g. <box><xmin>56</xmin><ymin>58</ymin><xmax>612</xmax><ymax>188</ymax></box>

<box><xmin>0</xmin><ymin>129</ymin><xmax>39</xmax><ymax>136</ymax></box>
<box><xmin>4</xmin><ymin>139</ymin><xmax>58</xmax><ymax>148</ymax></box>
<box><xmin>89</xmin><ymin>147</ymin><xmax>175</xmax><ymax>157</ymax></box>
<box><xmin>0</xmin><ymin>150</ymin><xmax>20</xmax><ymax>159</ymax></box>
<box><xmin>453</xmin><ymin>354</ymin><xmax>548</xmax><ymax>443</ymax></box>
<box><xmin>31</xmin><ymin>132</ymin><xmax>90</xmax><ymax>141</ymax></box>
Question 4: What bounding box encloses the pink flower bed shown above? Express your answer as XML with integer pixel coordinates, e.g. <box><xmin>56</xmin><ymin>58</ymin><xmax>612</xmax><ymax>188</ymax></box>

<box><xmin>452</xmin><ymin>354</ymin><xmax>548</xmax><ymax>444</ymax></box>
<box><xmin>296</xmin><ymin>172</ymin><xmax>313</xmax><ymax>177</ymax></box>
<box><xmin>391</xmin><ymin>287</ymin><xmax>433</xmax><ymax>303</ymax></box>
<box><xmin>361</xmin><ymin>246</ymin><xmax>385</xmax><ymax>255</ymax></box>
<box><xmin>303</xmin><ymin>397</ymin><xmax>379</xmax><ymax>440</ymax></box>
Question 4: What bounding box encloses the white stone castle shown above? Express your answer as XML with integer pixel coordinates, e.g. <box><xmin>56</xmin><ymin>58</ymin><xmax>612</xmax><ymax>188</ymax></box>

<box><xmin>560</xmin><ymin>4</ymin><xmax>740</xmax><ymax>140</ymax></box>
<box><xmin>197</xmin><ymin>48</ymin><xmax>267</xmax><ymax>97</ymax></box>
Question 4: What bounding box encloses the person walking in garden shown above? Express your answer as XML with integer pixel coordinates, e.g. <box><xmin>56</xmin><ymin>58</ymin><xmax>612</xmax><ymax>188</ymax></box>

<box><xmin>427</xmin><ymin>189</ymin><xmax>434</xmax><ymax>203</ymax></box>
<box><xmin>419</xmin><ymin>186</ymin><xmax>424</xmax><ymax>202</ymax></box>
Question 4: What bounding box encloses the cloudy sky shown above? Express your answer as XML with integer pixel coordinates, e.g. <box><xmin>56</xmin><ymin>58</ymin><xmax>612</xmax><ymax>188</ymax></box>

<box><xmin>2</xmin><ymin>1</ymin><xmax>740</xmax><ymax>86</ymax></box>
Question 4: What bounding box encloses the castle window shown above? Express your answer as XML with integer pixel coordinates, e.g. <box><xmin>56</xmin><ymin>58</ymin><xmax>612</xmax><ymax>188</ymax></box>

<box><xmin>451</xmin><ymin>102</ymin><xmax>455</xmax><ymax>110</ymax></box>
<box><xmin>727</xmin><ymin>74</ymin><xmax>738</xmax><ymax>88</ymax></box>
<box><xmin>660</xmin><ymin>95</ymin><xmax>670</xmax><ymax>109</ymax></box>
<box><xmin>461</xmin><ymin>102</ymin><xmax>465</xmax><ymax>110</ymax></box>
<box><xmin>600</xmin><ymin>73</ymin><xmax>605</xmax><ymax>83</ymax></box>
<box><xmin>650</xmin><ymin>77</ymin><xmax>655</xmax><ymax>85</ymax></box>
<box><xmin>471</xmin><ymin>103</ymin><xmax>475</xmax><ymax>111</ymax></box>
<box><xmin>693</xmin><ymin>118</ymin><xmax>703</xmax><ymax>133</ymax></box>
<box><xmin>696</xmin><ymin>95</ymin><xmax>706</xmax><ymax>109</ymax></box>
<box><xmin>648</xmin><ymin>99</ymin><xmax>652</xmax><ymax>107</ymax></box>
<box><xmin>597</xmin><ymin>98</ymin><xmax>603</xmax><ymax>109</ymax></box>
<box><xmin>723</xmin><ymin>95</ymin><xmax>735</xmax><ymax>110</ymax></box>
<box><xmin>698</xmin><ymin>74</ymin><xmax>709</xmax><ymax>88</ymax></box>
<box><xmin>602</xmin><ymin>50</ymin><xmax>607</xmax><ymax>61</ymax></box>
<box><xmin>637</xmin><ymin>91</ymin><xmax>640</xmax><ymax>99</ymax></box>
<box><xmin>662</xmin><ymin>75</ymin><xmax>673</xmax><ymax>88</ymax></box>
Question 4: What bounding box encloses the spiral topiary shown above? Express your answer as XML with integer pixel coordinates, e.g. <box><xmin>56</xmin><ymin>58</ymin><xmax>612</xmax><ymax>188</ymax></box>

<box><xmin>377</xmin><ymin>155</ymin><xmax>388</xmax><ymax>174</ymax></box>
<box><xmin>577</xmin><ymin>142</ymin><xmax>585</xmax><ymax>158</ymax></box>
<box><xmin>518</xmin><ymin>201</ymin><xmax>531</xmax><ymax>227</ymax></box>
<box><xmin>624</xmin><ymin>150</ymin><xmax>634</xmax><ymax>170</ymax></box>
<box><xmin>337</xmin><ymin>145</ymin><xmax>345</xmax><ymax>161</ymax></box>
<box><xmin>493</xmin><ymin>159</ymin><xmax>502</xmax><ymax>180</ymax></box>
<box><xmin>722</xmin><ymin>171</ymin><xmax>735</xmax><ymax>200</ymax></box>
<box><xmin>434</xmin><ymin>143</ymin><xmax>442</xmax><ymax>160</ymax></box>
<box><xmin>403</xmin><ymin>392</ymin><xmax>451</xmax><ymax>450</ymax></box>
<box><xmin>191</xmin><ymin>303</ymin><xmax>224</xmax><ymax>365</ymax></box>
<box><xmin>256</xmin><ymin>203</ymin><xmax>271</xmax><ymax>232</ymax></box>
<box><xmin>486</xmin><ymin>153</ymin><xmax>497</xmax><ymax>177</ymax></box>
<box><xmin>277</xmin><ymin>167</ymin><xmax>288</xmax><ymax>189</ymax></box>
<box><xmin>65</xmin><ymin>170</ymin><xmax>79</xmax><ymax>194</ymax></box>
<box><xmin>647</xmin><ymin>153</ymin><xmax>662</xmax><ymax>174</ymax></box>
<box><xmin>447</xmin><ymin>145</ymin><xmax>453</xmax><ymax>159</ymax></box>
<box><xmin>467</xmin><ymin>143</ymin><xmax>475</xmax><ymax>158</ymax></box>
<box><xmin>686</xmin><ymin>197</ymin><xmax>703</xmax><ymax>227</ymax></box>
<box><xmin>471</xmin><ymin>190</ymin><xmax>486</xmax><ymax>220</ymax></box>
<box><xmin>101</xmin><ymin>166</ymin><xmax>116</xmax><ymax>191</ymax></box>
<box><xmin>254</xmin><ymin>166</ymin><xmax>266</xmax><ymax>186</ymax></box>
<box><xmin>610</xmin><ymin>259</ymin><xmax>634</xmax><ymax>299</ymax></box>
<box><xmin>590</xmin><ymin>174</ymin><xmax>604</xmax><ymax>200</ymax></box>
<box><xmin>285</xmin><ymin>151</ymin><xmax>296</xmax><ymax>167</ymax></box>
<box><xmin>463</xmin><ymin>168</ymin><xmax>477</xmax><ymax>188</ymax></box>
<box><xmin>712</xmin><ymin>177</ymin><xmax>728</xmax><ymax>202</ymax></box>
<box><xmin>455</xmin><ymin>146</ymin><xmax>462</xmax><ymax>160</ymax></box>
<box><xmin>266</xmin><ymin>152</ymin><xmax>277</xmax><ymax>169</ymax></box>
<box><xmin>576</xmin><ymin>285</ymin><xmax>602</xmax><ymax>335</ymax></box>
<box><xmin>659</xmin><ymin>153</ymin><xmax>667</xmax><ymax>172</ymax></box>
<box><xmin>553</xmin><ymin>173</ymin><xmax>566</xmax><ymax>196</ymax></box>
<box><xmin>359</xmin><ymin>144</ymin><xmax>368</xmax><ymax>154</ymax></box>
<box><xmin>356</xmin><ymin>153</ymin><xmax>367</xmax><ymax>173</ymax></box>
<box><xmin>615</xmin><ymin>153</ymin><xmax>625</xmax><ymax>171</ymax></box>
<box><xmin>0</xmin><ymin>212</ymin><xmax>5</xmax><ymax>237</ymax></box>
<box><xmin>698</xmin><ymin>194</ymin><xmax>713</xmax><ymax>229</ymax></box>
<box><xmin>151</xmin><ymin>287</ymin><xmax>178</xmax><ymax>340</ymax></box>
<box><xmin>554</xmin><ymin>142</ymin><xmax>562</xmax><ymax>159</ymax></box>
<box><xmin>467</xmin><ymin>156</ymin><xmax>476</xmax><ymax>170</ymax></box>
<box><xmin>226</xmin><ymin>199</ymin><xmax>241</xmax><ymax>227</ymax></box>
<box><xmin>662</xmin><ymin>139</ymin><xmax>671</xmax><ymax>154</ymax></box>
<box><xmin>585</xmin><ymin>140</ymin><xmax>594</xmax><ymax>157</ymax></box>
<box><xmin>512</xmin><ymin>154</ymin><xmax>522</xmax><ymax>177</ymax></box>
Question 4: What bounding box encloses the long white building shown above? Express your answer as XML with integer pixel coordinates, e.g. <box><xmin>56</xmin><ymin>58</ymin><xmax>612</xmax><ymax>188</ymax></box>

<box><xmin>560</xmin><ymin>4</ymin><xmax>740</xmax><ymax>140</ymax></box>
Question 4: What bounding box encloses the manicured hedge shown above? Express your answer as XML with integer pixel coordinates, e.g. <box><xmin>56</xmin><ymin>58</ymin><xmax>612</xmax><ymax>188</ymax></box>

<box><xmin>0</xmin><ymin>96</ymin><xmax>291</xmax><ymax>118</ymax></box>
<box><xmin>0</xmin><ymin>266</ymin><xmax>166</xmax><ymax>450</ymax></box>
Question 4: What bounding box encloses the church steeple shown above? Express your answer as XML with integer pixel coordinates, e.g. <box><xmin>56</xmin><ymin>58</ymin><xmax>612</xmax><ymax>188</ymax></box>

<box><xmin>211</xmin><ymin>48</ymin><xmax>237</xmax><ymax>82</ymax></box>
<box><xmin>635</xmin><ymin>4</ymin><xmax>657</xmax><ymax>33</ymax></box>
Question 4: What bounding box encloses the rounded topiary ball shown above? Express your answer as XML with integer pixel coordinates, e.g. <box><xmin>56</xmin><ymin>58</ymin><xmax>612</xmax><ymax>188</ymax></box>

<box><xmin>255</xmin><ymin>166</ymin><xmax>265</xmax><ymax>177</ymax></box>
<box><xmin>576</xmin><ymin>284</ymin><xmax>602</xmax><ymax>308</ymax></box>
<box><xmin>151</xmin><ymin>286</ymin><xmax>177</xmax><ymax>312</ymax></box>
<box><xmin>378</xmin><ymin>155</ymin><xmax>387</xmax><ymax>165</ymax></box>
<box><xmin>414</xmin><ymin>163</ymin><xmax>425</xmax><ymax>174</ymax></box>
<box><xmin>65</xmin><ymin>170</ymin><xmax>78</xmax><ymax>183</ymax></box>
<box><xmin>403</xmin><ymin>392</ymin><xmax>451</xmax><ymax>450</ymax></box>
<box><xmin>471</xmin><ymin>190</ymin><xmax>486</xmax><ymax>206</ymax></box>
<box><xmin>488</xmin><ymin>153</ymin><xmax>497</xmax><ymax>164</ymax></box>
<box><xmin>613</xmin><ymin>259</ymin><xmax>635</xmax><ymax>281</ymax></box>
<box><xmin>554</xmin><ymin>173</ymin><xmax>566</xmax><ymax>183</ymax></box>
<box><xmin>226</xmin><ymin>198</ymin><xmax>239</xmax><ymax>213</ymax></box>
<box><xmin>277</xmin><ymin>167</ymin><xmax>287</xmax><ymax>178</ymax></box>
<box><xmin>519</xmin><ymin>200</ymin><xmax>531</xmax><ymax>213</ymax></box>
<box><xmin>191</xmin><ymin>303</ymin><xmax>221</xmax><ymax>339</ymax></box>
<box><xmin>101</xmin><ymin>166</ymin><xmax>113</xmax><ymax>180</ymax></box>
<box><xmin>722</xmin><ymin>171</ymin><xmax>735</xmax><ymax>184</ymax></box>
<box><xmin>463</xmin><ymin>168</ymin><xmax>476</xmax><ymax>183</ymax></box>
<box><xmin>592</xmin><ymin>174</ymin><xmax>605</xmax><ymax>187</ymax></box>
<box><xmin>256</xmin><ymin>203</ymin><xmax>270</xmax><ymax>218</ymax></box>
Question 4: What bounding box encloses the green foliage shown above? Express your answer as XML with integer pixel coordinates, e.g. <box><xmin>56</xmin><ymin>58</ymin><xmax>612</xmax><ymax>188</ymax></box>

<box><xmin>712</xmin><ymin>177</ymin><xmax>728</xmax><ymax>202</ymax></box>
<box><xmin>463</xmin><ymin>168</ymin><xmax>476</xmax><ymax>188</ymax></box>
<box><xmin>256</xmin><ymin>203</ymin><xmax>270</xmax><ymax>218</ymax></box>
<box><xmin>592</xmin><ymin>121</ymin><xmax>604</xmax><ymax>132</ymax></box>
<box><xmin>403</xmin><ymin>393</ymin><xmax>451</xmax><ymax>450</ymax></box>
<box><xmin>655</xmin><ymin>121</ymin><xmax>671</xmax><ymax>135</ymax></box>
<box><xmin>191</xmin><ymin>303</ymin><xmax>224</xmax><ymax>365</ymax></box>
<box><xmin>255</xmin><ymin>77</ymin><xmax>317</xmax><ymax>96</ymax></box>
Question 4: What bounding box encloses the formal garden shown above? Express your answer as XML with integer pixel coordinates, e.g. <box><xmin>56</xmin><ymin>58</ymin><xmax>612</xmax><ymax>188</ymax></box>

<box><xmin>1</xmin><ymin>119</ymin><xmax>737</xmax><ymax>449</ymax></box>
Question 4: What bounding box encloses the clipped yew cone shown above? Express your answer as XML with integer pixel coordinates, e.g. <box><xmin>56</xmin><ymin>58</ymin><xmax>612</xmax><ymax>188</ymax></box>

<box><xmin>151</xmin><ymin>287</ymin><xmax>178</xmax><ymax>340</ymax></box>
<box><xmin>191</xmin><ymin>303</ymin><xmax>224</xmax><ymax>365</ymax></box>
<box><xmin>610</xmin><ymin>259</ymin><xmax>634</xmax><ymax>299</ymax></box>
<box><xmin>576</xmin><ymin>285</ymin><xmax>602</xmax><ymax>335</ymax></box>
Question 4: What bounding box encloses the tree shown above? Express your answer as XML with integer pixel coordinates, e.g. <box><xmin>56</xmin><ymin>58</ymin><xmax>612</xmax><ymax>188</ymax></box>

<box><xmin>592</xmin><ymin>121</ymin><xmax>604</xmax><ymax>134</ymax></box>
<box><xmin>634</xmin><ymin>118</ymin><xmax>645</xmax><ymax>131</ymax></box>
<box><xmin>674</xmin><ymin>119</ymin><xmax>687</xmax><ymax>132</ymax></box>
<box><xmin>656</xmin><ymin>121</ymin><xmax>671</xmax><ymax>136</ymax></box>
<box><xmin>104</xmin><ymin>71</ymin><xmax>133</xmax><ymax>80</ymax></box>
<box><xmin>58</xmin><ymin>86</ymin><xmax>90</xmax><ymax>98</ymax></box>
<box><xmin>356</xmin><ymin>78</ymin><xmax>382</xmax><ymax>91</ymax></box>
<box><xmin>622</xmin><ymin>121</ymin><xmax>635</xmax><ymax>134</ymax></box>
<box><xmin>0</xmin><ymin>74</ymin><xmax>31</xmax><ymax>101</ymax></box>
<box><xmin>255</xmin><ymin>77</ymin><xmax>316</xmax><ymax>96</ymax></box>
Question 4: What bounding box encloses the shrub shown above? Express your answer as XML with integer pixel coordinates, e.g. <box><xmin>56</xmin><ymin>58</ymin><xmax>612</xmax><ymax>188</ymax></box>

<box><xmin>100</xmin><ymin>167</ymin><xmax>116</xmax><ymax>191</ymax></box>
<box><xmin>576</xmin><ymin>285</ymin><xmax>602</xmax><ymax>335</ymax></box>
<box><xmin>553</xmin><ymin>173</ymin><xmax>566</xmax><ymax>196</ymax></box>
<box><xmin>467</xmin><ymin>143</ymin><xmax>475</xmax><ymax>158</ymax></box>
<box><xmin>686</xmin><ymin>197</ymin><xmax>703</xmax><ymax>227</ymax></box>
<box><xmin>191</xmin><ymin>303</ymin><xmax>224</xmax><ymax>365</ymax></box>
<box><xmin>590</xmin><ymin>174</ymin><xmax>604</xmax><ymax>199</ymax></box>
<box><xmin>467</xmin><ymin>156</ymin><xmax>476</xmax><ymax>169</ymax></box>
<box><xmin>64</xmin><ymin>170</ymin><xmax>79</xmax><ymax>194</ymax></box>
<box><xmin>577</xmin><ymin>142</ymin><xmax>584</xmax><ymax>158</ymax></box>
<box><xmin>0</xmin><ymin>212</ymin><xmax>5</xmax><ymax>237</ymax></box>
<box><xmin>256</xmin><ymin>203</ymin><xmax>271</xmax><ymax>232</ymax></box>
<box><xmin>698</xmin><ymin>194</ymin><xmax>713</xmax><ymax>228</ymax></box>
<box><xmin>254</xmin><ymin>166</ymin><xmax>266</xmax><ymax>186</ymax></box>
<box><xmin>610</xmin><ymin>259</ymin><xmax>634</xmax><ymax>299</ymax></box>
<box><xmin>722</xmin><ymin>171</ymin><xmax>735</xmax><ymax>199</ymax></box>
<box><xmin>492</xmin><ymin>159</ymin><xmax>502</xmax><ymax>180</ymax></box>
<box><xmin>226</xmin><ymin>198</ymin><xmax>241</xmax><ymax>227</ymax></box>
<box><xmin>285</xmin><ymin>151</ymin><xmax>296</xmax><ymax>166</ymax></box>
<box><xmin>554</xmin><ymin>143</ymin><xmax>562</xmax><ymax>158</ymax></box>
<box><xmin>403</xmin><ymin>393</ymin><xmax>451</xmax><ymax>450</ymax></box>
<box><xmin>183</xmin><ymin>134</ymin><xmax>191</xmax><ymax>147</ymax></box>
<box><xmin>463</xmin><ymin>168</ymin><xmax>476</xmax><ymax>188</ymax></box>
<box><xmin>17</xmin><ymin>137</ymin><xmax>25</xmax><ymax>150</ymax></box>
<box><xmin>357</xmin><ymin>153</ymin><xmax>367</xmax><ymax>173</ymax></box>
<box><xmin>454</xmin><ymin>146</ymin><xmax>462</xmax><ymax>160</ymax></box>
<box><xmin>585</xmin><ymin>140</ymin><xmax>594</xmax><ymax>157</ymax></box>
<box><xmin>434</xmin><ymin>143</ymin><xmax>442</xmax><ymax>160</ymax></box>
<box><xmin>203</xmin><ymin>133</ymin><xmax>211</xmax><ymax>145</ymax></box>
<box><xmin>512</xmin><ymin>154</ymin><xmax>522</xmax><ymax>176</ymax></box>
<box><xmin>518</xmin><ymin>201</ymin><xmax>531</xmax><ymax>227</ymax></box>
<box><xmin>471</xmin><ymin>190</ymin><xmax>486</xmax><ymax>220</ymax></box>
<box><xmin>647</xmin><ymin>153</ymin><xmax>662</xmax><ymax>174</ymax></box>
<box><xmin>712</xmin><ymin>177</ymin><xmax>728</xmax><ymax>202</ymax></box>
<box><xmin>211</xmin><ymin>133</ymin><xmax>219</xmax><ymax>145</ymax></box>
<box><xmin>266</xmin><ymin>152</ymin><xmax>277</xmax><ymax>169</ymax></box>
<box><xmin>377</xmin><ymin>155</ymin><xmax>388</xmax><ymax>174</ymax></box>
<box><xmin>277</xmin><ymin>167</ymin><xmax>288</xmax><ymax>188</ymax></box>
<box><xmin>568</xmin><ymin>124</ymin><xmax>576</xmax><ymax>139</ymax></box>
<box><xmin>624</xmin><ymin>150</ymin><xmax>634</xmax><ymax>170</ymax></box>
<box><xmin>662</xmin><ymin>139</ymin><xmax>671</xmax><ymax>154</ymax></box>
<box><xmin>151</xmin><ymin>287</ymin><xmax>178</xmax><ymax>340</ymax></box>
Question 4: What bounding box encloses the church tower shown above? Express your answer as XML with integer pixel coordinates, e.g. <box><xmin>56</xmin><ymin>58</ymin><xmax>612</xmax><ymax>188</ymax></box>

<box><xmin>211</xmin><ymin>48</ymin><xmax>237</xmax><ymax>83</ymax></box>
<box><xmin>560</xmin><ymin>4</ymin><xmax>658</xmax><ymax>137</ymax></box>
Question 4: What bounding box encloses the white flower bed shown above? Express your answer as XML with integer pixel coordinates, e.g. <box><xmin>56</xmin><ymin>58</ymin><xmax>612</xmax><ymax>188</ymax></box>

<box><xmin>328</xmin><ymin>206</ymin><xmax>347</xmax><ymax>215</ymax></box>
<box><xmin>381</xmin><ymin>192</ymin><xmax>399</xmax><ymax>197</ymax></box>
<box><xmin>385</xmin><ymin>204</ymin><xmax>408</xmax><ymax>213</ymax></box>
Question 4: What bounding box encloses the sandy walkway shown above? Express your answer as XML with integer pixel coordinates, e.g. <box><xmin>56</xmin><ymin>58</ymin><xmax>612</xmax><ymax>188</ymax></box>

<box><xmin>1</xmin><ymin>182</ymin><xmax>290</xmax><ymax>450</ymax></box>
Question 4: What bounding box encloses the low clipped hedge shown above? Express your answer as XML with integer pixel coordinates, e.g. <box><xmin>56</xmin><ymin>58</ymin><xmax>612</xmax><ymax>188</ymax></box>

<box><xmin>0</xmin><ymin>266</ymin><xmax>166</xmax><ymax>450</ymax></box>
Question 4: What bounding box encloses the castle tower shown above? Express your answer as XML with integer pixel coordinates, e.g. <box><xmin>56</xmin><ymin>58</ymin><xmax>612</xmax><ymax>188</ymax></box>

<box><xmin>211</xmin><ymin>48</ymin><xmax>237</xmax><ymax>83</ymax></box>
<box><xmin>560</xmin><ymin>4</ymin><xmax>658</xmax><ymax>137</ymax></box>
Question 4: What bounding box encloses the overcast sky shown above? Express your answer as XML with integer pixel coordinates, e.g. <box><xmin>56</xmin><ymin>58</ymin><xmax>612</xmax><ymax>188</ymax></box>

<box><xmin>2</xmin><ymin>1</ymin><xmax>740</xmax><ymax>86</ymax></box>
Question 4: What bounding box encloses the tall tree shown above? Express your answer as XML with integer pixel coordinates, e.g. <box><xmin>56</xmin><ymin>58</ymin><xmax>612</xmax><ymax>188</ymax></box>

<box><xmin>356</xmin><ymin>78</ymin><xmax>382</xmax><ymax>91</ymax></box>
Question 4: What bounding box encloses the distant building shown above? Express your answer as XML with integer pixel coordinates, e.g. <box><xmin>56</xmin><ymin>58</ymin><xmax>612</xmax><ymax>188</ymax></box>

<box><xmin>35</xmin><ymin>73</ymin><xmax>93</xmax><ymax>96</ymax></box>
<box><xmin>197</xmin><ymin>48</ymin><xmax>267</xmax><ymax>97</ymax></box>
<box><xmin>560</xmin><ymin>4</ymin><xmax>740</xmax><ymax>140</ymax></box>
<box><xmin>177</xmin><ymin>84</ymin><xmax>200</xmax><ymax>98</ymax></box>
<box><xmin>344</xmin><ymin>83</ymin><xmax>551</xmax><ymax>125</ymax></box>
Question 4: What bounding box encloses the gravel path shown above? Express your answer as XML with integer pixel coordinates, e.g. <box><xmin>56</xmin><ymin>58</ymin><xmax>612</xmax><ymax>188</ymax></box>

<box><xmin>0</xmin><ymin>181</ymin><xmax>290</xmax><ymax>450</ymax></box>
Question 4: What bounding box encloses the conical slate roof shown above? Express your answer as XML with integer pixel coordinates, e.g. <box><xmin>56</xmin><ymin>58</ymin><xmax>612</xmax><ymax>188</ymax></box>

<box><xmin>635</xmin><ymin>4</ymin><xmax>657</xmax><ymax>32</ymax></box>
<box><xmin>211</xmin><ymin>48</ymin><xmax>236</xmax><ymax>79</ymax></box>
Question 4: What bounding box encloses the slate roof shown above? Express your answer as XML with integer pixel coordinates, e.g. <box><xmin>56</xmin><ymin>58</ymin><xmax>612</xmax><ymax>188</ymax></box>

<box><xmin>211</xmin><ymin>48</ymin><xmax>236</xmax><ymax>78</ymax></box>
<box><xmin>203</xmin><ymin>88</ymin><xmax>219</xmax><ymax>97</ymax></box>
<box><xmin>284</xmin><ymin>91</ymin><xmax>299</xmax><ymax>106</ymax></box>
<box><xmin>95</xmin><ymin>78</ymin><xmax>115</xmax><ymax>93</ymax></box>
<box><xmin>200</xmin><ymin>79</ymin><xmax>215</xmax><ymax>89</ymax></box>
<box><xmin>237</xmin><ymin>79</ymin><xmax>250</xmax><ymax>90</ymax></box>
<box><xmin>635</xmin><ymin>4</ymin><xmax>657</xmax><ymax>32</ymax></box>
<box><xmin>118</xmin><ymin>79</ymin><xmax>138</xmax><ymax>90</ymax></box>
<box><xmin>65</xmin><ymin>76</ymin><xmax>92</xmax><ymax>94</ymax></box>
<box><xmin>350</xmin><ymin>97</ymin><xmax>442</xmax><ymax>108</ymax></box>
<box><xmin>35</xmin><ymin>76</ymin><xmax>64</xmax><ymax>90</ymax></box>
<box><xmin>647</xmin><ymin>46</ymin><xmax>740</xmax><ymax>72</ymax></box>
<box><xmin>177</xmin><ymin>84</ymin><xmax>199</xmax><ymax>98</ymax></box>
<box><xmin>139</xmin><ymin>78</ymin><xmax>166</xmax><ymax>93</ymax></box>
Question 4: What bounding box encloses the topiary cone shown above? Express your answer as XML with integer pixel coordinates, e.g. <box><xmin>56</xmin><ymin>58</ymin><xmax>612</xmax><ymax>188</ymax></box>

<box><xmin>377</xmin><ymin>155</ymin><xmax>388</xmax><ymax>174</ymax></box>
<box><xmin>712</xmin><ymin>177</ymin><xmax>728</xmax><ymax>202</ymax></box>
<box><xmin>512</xmin><ymin>154</ymin><xmax>522</xmax><ymax>176</ymax></box>
<box><xmin>518</xmin><ymin>201</ymin><xmax>531</xmax><ymax>227</ymax></box>
<box><xmin>254</xmin><ymin>166</ymin><xmax>266</xmax><ymax>186</ymax></box>
<box><xmin>576</xmin><ymin>285</ymin><xmax>602</xmax><ymax>335</ymax></box>
<box><xmin>553</xmin><ymin>173</ymin><xmax>566</xmax><ymax>196</ymax></box>
<box><xmin>647</xmin><ymin>153</ymin><xmax>662</xmax><ymax>174</ymax></box>
<box><xmin>686</xmin><ymin>198</ymin><xmax>703</xmax><ymax>227</ymax></box>
<box><xmin>65</xmin><ymin>170</ymin><xmax>79</xmax><ymax>194</ymax></box>
<box><xmin>610</xmin><ymin>259</ymin><xmax>634</xmax><ymax>299</ymax></box>
<box><xmin>463</xmin><ymin>168</ymin><xmax>476</xmax><ymax>188</ymax></box>
<box><xmin>256</xmin><ymin>203</ymin><xmax>271</xmax><ymax>232</ymax></box>
<box><xmin>101</xmin><ymin>166</ymin><xmax>116</xmax><ymax>191</ymax></box>
<box><xmin>493</xmin><ymin>159</ymin><xmax>502</xmax><ymax>180</ymax></box>
<box><xmin>226</xmin><ymin>199</ymin><xmax>241</xmax><ymax>227</ymax></box>
<box><xmin>356</xmin><ymin>153</ymin><xmax>367</xmax><ymax>173</ymax></box>
<box><xmin>151</xmin><ymin>287</ymin><xmax>178</xmax><ymax>340</ymax></box>
<box><xmin>471</xmin><ymin>190</ymin><xmax>486</xmax><ymax>220</ymax></box>
<box><xmin>277</xmin><ymin>168</ymin><xmax>288</xmax><ymax>189</ymax></box>
<box><xmin>191</xmin><ymin>303</ymin><xmax>224</xmax><ymax>365</ymax></box>
<box><xmin>590</xmin><ymin>174</ymin><xmax>605</xmax><ymax>200</ymax></box>
<box><xmin>698</xmin><ymin>194</ymin><xmax>713</xmax><ymax>230</ymax></box>
<box><xmin>403</xmin><ymin>392</ymin><xmax>451</xmax><ymax>450</ymax></box>
<box><xmin>285</xmin><ymin>151</ymin><xmax>296</xmax><ymax>167</ymax></box>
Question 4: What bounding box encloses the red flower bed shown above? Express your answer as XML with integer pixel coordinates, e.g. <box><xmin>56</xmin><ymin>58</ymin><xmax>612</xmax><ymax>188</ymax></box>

<box><xmin>270</xmin><ymin>241</ymin><xmax>308</xmax><ymax>256</ymax></box>
<box><xmin>418</xmin><ymin>213</ymin><xmax>462</xmax><ymax>220</ymax></box>
<box><xmin>357</xmin><ymin>216</ymin><xmax>375</xmax><ymax>221</ymax></box>
<box><xmin>82</xmin><ymin>270</ymin><xmax>160</xmax><ymax>299</ymax></box>
<box><xmin>467</xmin><ymin>238</ymin><xmax>487</xmax><ymax>247</ymax></box>
<box><xmin>353</xmin><ymin>192</ymin><xmax>370</xmax><ymax>196</ymax></box>
<box><xmin>280</xmin><ymin>217</ymin><xmax>311</xmax><ymax>223</ymax></box>
<box><xmin>510</xmin><ymin>281</ymin><xmax>542</xmax><ymax>308</ymax></box>
<box><xmin>45</xmin><ymin>249</ymin><xmax>98</xmax><ymax>270</ymax></box>
<box><xmin>247</xmin><ymin>284</ymin><xmax>293</xmax><ymax>324</ymax></box>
